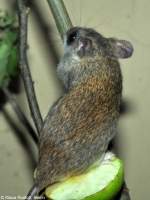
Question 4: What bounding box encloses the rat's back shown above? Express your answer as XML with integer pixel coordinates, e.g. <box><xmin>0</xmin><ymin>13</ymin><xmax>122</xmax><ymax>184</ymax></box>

<box><xmin>35</xmin><ymin>57</ymin><xmax>122</xmax><ymax>192</ymax></box>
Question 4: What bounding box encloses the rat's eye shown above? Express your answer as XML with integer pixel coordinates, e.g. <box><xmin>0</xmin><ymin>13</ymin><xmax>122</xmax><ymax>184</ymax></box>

<box><xmin>67</xmin><ymin>30</ymin><xmax>78</xmax><ymax>45</ymax></box>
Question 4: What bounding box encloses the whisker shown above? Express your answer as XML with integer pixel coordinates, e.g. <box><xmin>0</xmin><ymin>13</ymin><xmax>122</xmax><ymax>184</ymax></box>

<box><xmin>91</xmin><ymin>18</ymin><xmax>111</xmax><ymax>31</ymax></box>
<box><xmin>79</xmin><ymin>0</ymin><xmax>82</xmax><ymax>26</ymax></box>
<box><xmin>83</xmin><ymin>0</ymin><xmax>107</xmax><ymax>28</ymax></box>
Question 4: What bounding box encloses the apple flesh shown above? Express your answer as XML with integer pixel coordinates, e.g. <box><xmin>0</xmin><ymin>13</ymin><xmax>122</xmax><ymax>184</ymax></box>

<box><xmin>45</xmin><ymin>152</ymin><xmax>124</xmax><ymax>200</ymax></box>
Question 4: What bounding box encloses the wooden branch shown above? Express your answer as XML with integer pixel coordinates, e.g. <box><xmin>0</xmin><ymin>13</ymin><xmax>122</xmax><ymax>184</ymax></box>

<box><xmin>3</xmin><ymin>87</ymin><xmax>38</xmax><ymax>145</ymax></box>
<box><xmin>17</xmin><ymin>0</ymin><xmax>43</xmax><ymax>135</ymax></box>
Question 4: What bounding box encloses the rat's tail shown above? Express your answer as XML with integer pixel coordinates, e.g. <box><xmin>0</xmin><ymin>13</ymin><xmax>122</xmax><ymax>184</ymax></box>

<box><xmin>26</xmin><ymin>184</ymin><xmax>39</xmax><ymax>200</ymax></box>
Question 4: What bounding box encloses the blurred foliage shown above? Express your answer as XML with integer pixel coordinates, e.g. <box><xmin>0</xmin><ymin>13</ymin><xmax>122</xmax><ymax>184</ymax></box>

<box><xmin>0</xmin><ymin>10</ymin><xmax>19</xmax><ymax>88</ymax></box>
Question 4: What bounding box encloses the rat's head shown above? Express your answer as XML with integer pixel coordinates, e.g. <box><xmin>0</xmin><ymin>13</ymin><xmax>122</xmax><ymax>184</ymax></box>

<box><xmin>64</xmin><ymin>26</ymin><xmax>133</xmax><ymax>61</ymax></box>
<box><xmin>57</xmin><ymin>27</ymin><xmax>133</xmax><ymax>89</ymax></box>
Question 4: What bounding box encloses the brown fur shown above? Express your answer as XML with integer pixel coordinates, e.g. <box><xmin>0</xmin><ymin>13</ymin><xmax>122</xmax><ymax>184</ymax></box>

<box><xmin>36</xmin><ymin>57</ymin><xmax>122</xmax><ymax>191</ymax></box>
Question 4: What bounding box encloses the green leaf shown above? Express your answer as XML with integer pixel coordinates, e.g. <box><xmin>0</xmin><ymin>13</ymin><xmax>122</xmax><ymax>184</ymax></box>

<box><xmin>0</xmin><ymin>42</ymin><xmax>11</xmax><ymax>87</ymax></box>
<box><xmin>0</xmin><ymin>10</ymin><xmax>14</xmax><ymax>28</ymax></box>
<box><xmin>7</xmin><ymin>46</ymin><xmax>19</xmax><ymax>77</ymax></box>
<box><xmin>0</xmin><ymin>10</ymin><xmax>19</xmax><ymax>88</ymax></box>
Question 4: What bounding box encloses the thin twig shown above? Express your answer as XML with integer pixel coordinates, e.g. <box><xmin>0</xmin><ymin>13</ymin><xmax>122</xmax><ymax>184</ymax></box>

<box><xmin>3</xmin><ymin>87</ymin><xmax>38</xmax><ymax>145</ymax></box>
<box><xmin>17</xmin><ymin>0</ymin><xmax>43</xmax><ymax>135</ymax></box>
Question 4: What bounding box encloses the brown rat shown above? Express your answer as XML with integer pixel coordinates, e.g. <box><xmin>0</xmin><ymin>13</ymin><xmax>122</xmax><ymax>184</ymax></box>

<box><xmin>26</xmin><ymin>27</ymin><xmax>133</xmax><ymax>199</ymax></box>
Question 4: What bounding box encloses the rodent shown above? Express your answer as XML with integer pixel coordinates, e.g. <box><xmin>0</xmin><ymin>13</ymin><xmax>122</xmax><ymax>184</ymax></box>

<box><xmin>26</xmin><ymin>27</ymin><xmax>133</xmax><ymax>199</ymax></box>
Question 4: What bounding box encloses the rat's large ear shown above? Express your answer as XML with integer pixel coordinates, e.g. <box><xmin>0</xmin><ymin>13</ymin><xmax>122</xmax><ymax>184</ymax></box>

<box><xmin>108</xmin><ymin>38</ymin><xmax>134</xmax><ymax>59</ymax></box>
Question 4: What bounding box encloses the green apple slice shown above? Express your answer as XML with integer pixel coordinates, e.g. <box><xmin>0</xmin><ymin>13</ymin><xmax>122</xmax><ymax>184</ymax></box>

<box><xmin>45</xmin><ymin>152</ymin><xmax>124</xmax><ymax>200</ymax></box>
